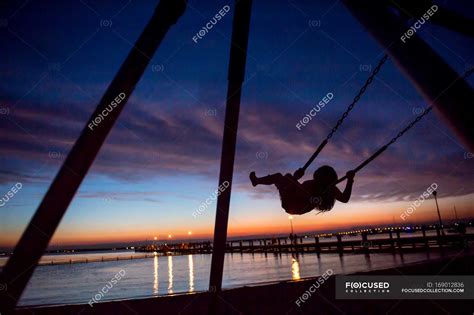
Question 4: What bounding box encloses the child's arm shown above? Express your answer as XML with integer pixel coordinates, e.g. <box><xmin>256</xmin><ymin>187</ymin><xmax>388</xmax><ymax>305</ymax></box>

<box><xmin>334</xmin><ymin>170</ymin><xmax>355</xmax><ymax>203</ymax></box>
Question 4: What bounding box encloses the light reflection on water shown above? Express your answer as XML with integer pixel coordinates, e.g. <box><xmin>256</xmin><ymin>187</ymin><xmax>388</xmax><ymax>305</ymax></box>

<box><xmin>167</xmin><ymin>256</ymin><xmax>173</xmax><ymax>294</ymax></box>
<box><xmin>153</xmin><ymin>254</ymin><xmax>158</xmax><ymax>295</ymax></box>
<box><xmin>15</xmin><ymin>250</ymin><xmax>457</xmax><ymax>306</ymax></box>
<box><xmin>291</xmin><ymin>257</ymin><xmax>300</xmax><ymax>280</ymax></box>
<box><xmin>189</xmin><ymin>255</ymin><xmax>194</xmax><ymax>292</ymax></box>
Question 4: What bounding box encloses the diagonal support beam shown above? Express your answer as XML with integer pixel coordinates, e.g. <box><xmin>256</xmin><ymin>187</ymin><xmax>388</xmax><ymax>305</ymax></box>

<box><xmin>0</xmin><ymin>1</ymin><xmax>186</xmax><ymax>312</ymax></box>
<box><xmin>342</xmin><ymin>0</ymin><xmax>474</xmax><ymax>151</ymax></box>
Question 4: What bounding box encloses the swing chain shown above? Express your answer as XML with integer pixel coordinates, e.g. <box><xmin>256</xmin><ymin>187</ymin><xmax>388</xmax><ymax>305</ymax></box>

<box><xmin>387</xmin><ymin>66</ymin><xmax>474</xmax><ymax>146</ymax></box>
<box><xmin>387</xmin><ymin>106</ymin><xmax>433</xmax><ymax>145</ymax></box>
<box><xmin>326</xmin><ymin>54</ymin><xmax>388</xmax><ymax>140</ymax></box>
<box><xmin>334</xmin><ymin>66</ymin><xmax>474</xmax><ymax>185</ymax></box>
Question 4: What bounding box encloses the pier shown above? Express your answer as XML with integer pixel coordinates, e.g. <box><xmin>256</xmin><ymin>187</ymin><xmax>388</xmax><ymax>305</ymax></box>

<box><xmin>136</xmin><ymin>225</ymin><xmax>472</xmax><ymax>256</ymax></box>
<box><xmin>22</xmin><ymin>225</ymin><xmax>471</xmax><ymax>266</ymax></box>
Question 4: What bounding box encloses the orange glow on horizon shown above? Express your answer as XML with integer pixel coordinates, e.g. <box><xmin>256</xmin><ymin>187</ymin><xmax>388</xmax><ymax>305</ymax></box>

<box><xmin>1</xmin><ymin>195</ymin><xmax>472</xmax><ymax>248</ymax></box>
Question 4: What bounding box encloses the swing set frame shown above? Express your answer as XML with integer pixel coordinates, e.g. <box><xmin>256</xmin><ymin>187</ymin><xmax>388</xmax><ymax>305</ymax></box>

<box><xmin>1</xmin><ymin>0</ymin><xmax>473</xmax><ymax>313</ymax></box>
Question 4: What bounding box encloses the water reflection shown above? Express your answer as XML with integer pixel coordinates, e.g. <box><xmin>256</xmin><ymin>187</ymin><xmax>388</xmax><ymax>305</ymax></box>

<box><xmin>18</xmin><ymin>250</ymin><xmax>455</xmax><ymax>306</ymax></box>
<box><xmin>188</xmin><ymin>255</ymin><xmax>194</xmax><ymax>292</ymax></box>
<box><xmin>153</xmin><ymin>254</ymin><xmax>159</xmax><ymax>294</ymax></box>
<box><xmin>364</xmin><ymin>254</ymin><xmax>372</xmax><ymax>270</ymax></box>
<box><xmin>339</xmin><ymin>254</ymin><xmax>345</xmax><ymax>273</ymax></box>
<box><xmin>291</xmin><ymin>257</ymin><xmax>300</xmax><ymax>280</ymax></box>
<box><xmin>168</xmin><ymin>256</ymin><xmax>173</xmax><ymax>294</ymax></box>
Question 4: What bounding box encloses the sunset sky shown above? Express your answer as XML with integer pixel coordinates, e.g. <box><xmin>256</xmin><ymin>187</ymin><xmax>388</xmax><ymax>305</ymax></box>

<box><xmin>1</xmin><ymin>0</ymin><xmax>473</xmax><ymax>248</ymax></box>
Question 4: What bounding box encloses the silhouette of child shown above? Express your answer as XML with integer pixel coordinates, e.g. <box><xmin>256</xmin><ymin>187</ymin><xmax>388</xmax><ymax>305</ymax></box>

<box><xmin>250</xmin><ymin>166</ymin><xmax>355</xmax><ymax>215</ymax></box>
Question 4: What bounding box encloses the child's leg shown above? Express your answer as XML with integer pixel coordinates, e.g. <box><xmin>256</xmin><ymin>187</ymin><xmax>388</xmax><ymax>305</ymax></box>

<box><xmin>250</xmin><ymin>172</ymin><xmax>286</xmax><ymax>187</ymax></box>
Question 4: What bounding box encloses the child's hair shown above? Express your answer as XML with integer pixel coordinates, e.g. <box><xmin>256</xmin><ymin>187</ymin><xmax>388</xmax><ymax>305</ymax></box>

<box><xmin>313</xmin><ymin>165</ymin><xmax>338</xmax><ymax>211</ymax></box>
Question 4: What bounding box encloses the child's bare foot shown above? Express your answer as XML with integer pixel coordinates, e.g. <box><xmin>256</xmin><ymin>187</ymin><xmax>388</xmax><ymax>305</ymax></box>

<box><xmin>249</xmin><ymin>171</ymin><xmax>258</xmax><ymax>186</ymax></box>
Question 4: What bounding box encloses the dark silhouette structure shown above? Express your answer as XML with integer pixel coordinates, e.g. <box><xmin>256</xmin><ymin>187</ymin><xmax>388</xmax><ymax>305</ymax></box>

<box><xmin>0</xmin><ymin>0</ymin><xmax>186</xmax><ymax>312</ymax></box>
<box><xmin>208</xmin><ymin>1</ymin><xmax>252</xmax><ymax>313</ymax></box>
<box><xmin>1</xmin><ymin>0</ymin><xmax>473</xmax><ymax>313</ymax></box>
<box><xmin>342</xmin><ymin>0</ymin><xmax>474</xmax><ymax>151</ymax></box>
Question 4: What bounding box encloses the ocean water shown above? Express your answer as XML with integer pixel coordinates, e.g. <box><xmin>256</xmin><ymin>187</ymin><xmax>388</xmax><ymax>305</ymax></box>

<box><xmin>9</xmin><ymin>249</ymin><xmax>455</xmax><ymax>307</ymax></box>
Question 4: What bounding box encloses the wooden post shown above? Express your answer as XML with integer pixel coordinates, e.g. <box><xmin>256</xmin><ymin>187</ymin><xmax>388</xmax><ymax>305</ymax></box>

<box><xmin>389</xmin><ymin>231</ymin><xmax>395</xmax><ymax>252</ymax></box>
<box><xmin>315</xmin><ymin>237</ymin><xmax>320</xmax><ymax>256</ymax></box>
<box><xmin>422</xmin><ymin>227</ymin><xmax>428</xmax><ymax>249</ymax></box>
<box><xmin>396</xmin><ymin>231</ymin><xmax>402</xmax><ymax>250</ymax></box>
<box><xmin>361</xmin><ymin>232</ymin><xmax>369</xmax><ymax>254</ymax></box>
<box><xmin>337</xmin><ymin>235</ymin><xmax>343</xmax><ymax>255</ymax></box>
<box><xmin>436</xmin><ymin>226</ymin><xmax>443</xmax><ymax>248</ymax></box>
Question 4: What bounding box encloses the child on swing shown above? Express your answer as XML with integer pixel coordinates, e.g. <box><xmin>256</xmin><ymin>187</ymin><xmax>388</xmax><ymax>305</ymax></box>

<box><xmin>250</xmin><ymin>166</ymin><xmax>355</xmax><ymax>215</ymax></box>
